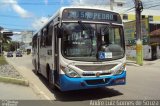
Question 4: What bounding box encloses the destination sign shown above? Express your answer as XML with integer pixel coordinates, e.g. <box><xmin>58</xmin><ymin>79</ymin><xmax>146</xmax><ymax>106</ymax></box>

<box><xmin>62</xmin><ymin>9</ymin><xmax>122</xmax><ymax>24</ymax></box>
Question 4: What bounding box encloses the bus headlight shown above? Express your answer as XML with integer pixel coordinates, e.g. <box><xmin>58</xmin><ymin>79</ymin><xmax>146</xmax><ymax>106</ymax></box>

<box><xmin>61</xmin><ymin>66</ymin><xmax>80</xmax><ymax>78</ymax></box>
<box><xmin>114</xmin><ymin>64</ymin><xmax>126</xmax><ymax>75</ymax></box>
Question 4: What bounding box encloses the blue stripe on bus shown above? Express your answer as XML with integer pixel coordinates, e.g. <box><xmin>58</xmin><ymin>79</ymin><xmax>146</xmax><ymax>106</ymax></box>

<box><xmin>59</xmin><ymin>71</ymin><xmax>126</xmax><ymax>91</ymax></box>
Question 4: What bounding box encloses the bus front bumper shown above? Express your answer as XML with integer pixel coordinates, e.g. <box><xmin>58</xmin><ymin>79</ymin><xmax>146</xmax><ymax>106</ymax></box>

<box><xmin>59</xmin><ymin>71</ymin><xmax>126</xmax><ymax>91</ymax></box>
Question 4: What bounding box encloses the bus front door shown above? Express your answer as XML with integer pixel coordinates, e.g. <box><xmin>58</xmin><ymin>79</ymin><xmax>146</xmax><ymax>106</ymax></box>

<box><xmin>36</xmin><ymin>37</ymin><xmax>40</xmax><ymax>73</ymax></box>
<box><xmin>54</xmin><ymin>25</ymin><xmax>60</xmax><ymax>85</ymax></box>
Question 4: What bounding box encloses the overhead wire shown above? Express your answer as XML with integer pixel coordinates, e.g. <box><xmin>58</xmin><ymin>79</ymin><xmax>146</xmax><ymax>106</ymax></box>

<box><xmin>0</xmin><ymin>15</ymin><xmax>34</xmax><ymax>19</ymax></box>
<box><xmin>120</xmin><ymin>0</ymin><xmax>160</xmax><ymax>14</ymax></box>
<box><xmin>120</xmin><ymin>7</ymin><xmax>135</xmax><ymax>14</ymax></box>
<box><xmin>140</xmin><ymin>0</ymin><xmax>160</xmax><ymax>9</ymax></box>
<box><xmin>98</xmin><ymin>0</ymin><xmax>103</xmax><ymax>8</ymax></box>
<box><xmin>0</xmin><ymin>2</ymin><xmax>70</xmax><ymax>5</ymax></box>
<box><xmin>1</xmin><ymin>27</ymin><xmax>34</xmax><ymax>32</ymax></box>
<box><xmin>143</xmin><ymin>4</ymin><xmax>160</xmax><ymax>9</ymax></box>
<box><xmin>0</xmin><ymin>1</ymin><xmax>74</xmax><ymax>33</ymax></box>
<box><xmin>95</xmin><ymin>0</ymin><xmax>98</xmax><ymax>6</ymax></box>
<box><xmin>1</xmin><ymin>0</ymin><xmax>160</xmax><ymax>32</ymax></box>
<box><xmin>142</xmin><ymin>0</ymin><xmax>160</xmax><ymax>4</ymax></box>
<box><xmin>0</xmin><ymin>23</ymin><xmax>30</xmax><ymax>27</ymax></box>
<box><xmin>143</xmin><ymin>2</ymin><xmax>160</xmax><ymax>7</ymax></box>
<box><xmin>1</xmin><ymin>26</ymin><xmax>33</xmax><ymax>30</ymax></box>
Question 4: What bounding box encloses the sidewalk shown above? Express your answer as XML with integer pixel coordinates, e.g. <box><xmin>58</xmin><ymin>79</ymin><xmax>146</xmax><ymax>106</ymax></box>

<box><xmin>5</xmin><ymin>54</ymin><xmax>55</xmax><ymax>100</ymax></box>
<box><xmin>126</xmin><ymin>60</ymin><xmax>140</xmax><ymax>66</ymax></box>
<box><xmin>0</xmin><ymin>82</ymin><xmax>41</xmax><ymax>100</ymax></box>
<box><xmin>0</xmin><ymin>56</ymin><xmax>29</xmax><ymax>86</ymax></box>
<box><xmin>126</xmin><ymin>59</ymin><xmax>160</xmax><ymax>66</ymax></box>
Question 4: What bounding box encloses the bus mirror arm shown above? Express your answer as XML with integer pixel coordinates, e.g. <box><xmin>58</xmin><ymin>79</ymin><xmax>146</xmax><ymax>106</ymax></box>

<box><xmin>57</xmin><ymin>27</ymin><xmax>63</xmax><ymax>38</ymax></box>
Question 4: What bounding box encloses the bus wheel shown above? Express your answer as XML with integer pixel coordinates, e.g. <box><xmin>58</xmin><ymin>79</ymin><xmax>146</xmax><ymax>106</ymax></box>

<box><xmin>47</xmin><ymin>65</ymin><xmax>55</xmax><ymax>90</ymax></box>
<box><xmin>34</xmin><ymin>61</ymin><xmax>39</xmax><ymax>75</ymax></box>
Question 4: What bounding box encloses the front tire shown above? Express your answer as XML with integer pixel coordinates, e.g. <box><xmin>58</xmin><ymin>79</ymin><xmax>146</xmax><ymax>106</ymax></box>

<box><xmin>47</xmin><ymin>66</ymin><xmax>56</xmax><ymax>90</ymax></box>
<box><xmin>34</xmin><ymin>60</ymin><xmax>39</xmax><ymax>75</ymax></box>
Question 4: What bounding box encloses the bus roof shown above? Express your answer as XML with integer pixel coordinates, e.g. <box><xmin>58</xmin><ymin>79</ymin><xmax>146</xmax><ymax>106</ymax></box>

<box><xmin>60</xmin><ymin>6</ymin><xmax>119</xmax><ymax>14</ymax></box>
<box><xmin>33</xmin><ymin>6</ymin><xmax>121</xmax><ymax>36</ymax></box>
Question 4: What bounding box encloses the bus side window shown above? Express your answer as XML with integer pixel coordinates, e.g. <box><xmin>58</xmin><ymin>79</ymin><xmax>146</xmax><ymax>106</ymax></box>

<box><xmin>40</xmin><ymin>30</ymin><xmax>43</xmax><ymax>48</ymax></box>
<box><xmin>46</xmin><ymin>22</ymin><xmax>53</xmax><ymax>46</ymax></box>
<box><xmin>42</xmin><ymin>28</ymin><xmax>47</xmax><ymax>47</ymax></box>
<box><xmin>149</xmin><ymin>49</ymin><xmax>150</xmax><ymax>53</ymax></box>
<box><xmin>33</xmin><ymin>35</ymin><xmax>37</xmax><ymax>48</ymax></box>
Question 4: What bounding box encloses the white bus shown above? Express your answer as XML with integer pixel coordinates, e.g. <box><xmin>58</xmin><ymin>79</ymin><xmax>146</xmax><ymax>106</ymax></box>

<box><xmin>32</xmin><ymin>7</ymin><xmax>126</xmax><ymax>91</ymax></box>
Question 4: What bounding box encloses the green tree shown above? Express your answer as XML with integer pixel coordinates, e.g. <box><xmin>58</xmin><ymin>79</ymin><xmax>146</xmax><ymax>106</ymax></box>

<box><xmin>0</xmin><ymin>27</ymin><xmax>3</xmax><ymax>54</ymax></box>
<box><xmin>0</xmin><ymin>32</ymin><xmax>12</xmax><ymax>44</ymax></box>
<box><xmin>0</xmin><ymin>28</ymin><xmax>12</xmax><ymax>52</ymax></box>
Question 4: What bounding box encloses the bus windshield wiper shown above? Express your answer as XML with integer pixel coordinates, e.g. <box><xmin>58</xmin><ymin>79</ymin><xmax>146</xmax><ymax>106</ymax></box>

<box><xmin>78</xmin><ymin>20</ymin><xmax>87</xmax><ymax>30</ymax></box>
<box><xmin>78</xmin><ymin>20</ymin><xmax>93</xmax><ymax>33</ymax></box>
<box><xmin>78</xmin><ymin>20</ymin><xmax>94</xmax><ymax>56</ymax></box>
<box><xmin>102</xmin><ymin>24</ymin><xmax>110</xmax><ymax>35</ymax></box>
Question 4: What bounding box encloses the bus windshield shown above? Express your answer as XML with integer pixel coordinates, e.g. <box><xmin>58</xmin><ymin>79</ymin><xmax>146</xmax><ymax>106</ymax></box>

<box><xmin>61</xmin><ymin>22</ymin><xmax>125</xmax><ymax>62</ymax></box>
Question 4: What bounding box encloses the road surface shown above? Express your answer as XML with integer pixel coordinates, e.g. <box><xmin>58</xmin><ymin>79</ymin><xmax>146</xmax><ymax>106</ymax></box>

<box><xmin>0</xmin><ymin>82</ymin><xmax>41</xmax><ymax>100</ymax></box>
<box><xmin>5</xmin><ymin>54</ymin><xmax>160</xmax><ymax>106</ymax></box>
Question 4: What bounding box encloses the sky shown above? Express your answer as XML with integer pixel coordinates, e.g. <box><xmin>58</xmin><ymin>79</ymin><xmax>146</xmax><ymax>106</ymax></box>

<box><xmin>0</xmin><ymin>0</ymin><xmax>70</xmax><ymax>31</ymax></box>
<box><xmin>0</xmin><ymin>0</ymin><xmax>159</xmax><ymax>41</ymax></box>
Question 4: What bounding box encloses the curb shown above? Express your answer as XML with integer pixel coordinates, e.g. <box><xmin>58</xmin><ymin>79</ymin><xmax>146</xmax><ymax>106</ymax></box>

<box><xmin>126</xmin><ymin>62</ymin><xmax>140</xmax><ymax>67</ymax></box>
<box><xmin>0</xmin><ymin>76</ymin><xmax>29</xmax><ymax>86</ymax></box>
<box><xmin>4</xmin><ymin>56</ymin><xmax>30</xmax><ymax>86</ymax></box>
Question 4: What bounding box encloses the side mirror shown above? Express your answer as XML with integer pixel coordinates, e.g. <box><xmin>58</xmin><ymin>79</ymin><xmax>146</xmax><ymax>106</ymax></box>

<box><xmin>57</xmin><ymin>27</ymin><xmax>63</xmax><ymax>38</ymax></box>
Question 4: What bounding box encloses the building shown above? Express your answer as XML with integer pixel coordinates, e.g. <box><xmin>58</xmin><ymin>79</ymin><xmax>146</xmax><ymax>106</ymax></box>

<box><xmin>107</xmin><ymin>0</ymin><xmax>160</xmax><ymax>60</ymax></box>
<box><xmin>150</xmin><ymin>29</ymin><xmax>160</xmax><ymax>59</ymax></box>
<box><xmin>110</xmin><ymin>0</ymin><xmax>126</xmax><ymax>8</ymax></box>
<box><xmin>20</xmin><ymin>31</ymin><xmax>33</xmax><ymax>53</ymax></box>
<box><xmin>121</xmin><ymin>9</ymin><xmax>160</xmax><ymax>60</ymax></box>
<box><xmin>121</xmin><ymin>9</ymin><xmax>160</xmax><ymax>23</ymax></box>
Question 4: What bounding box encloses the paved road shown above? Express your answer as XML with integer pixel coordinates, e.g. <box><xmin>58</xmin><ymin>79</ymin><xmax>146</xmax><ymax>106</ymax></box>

<box><xmin>0</xmin><ymin>82</ymin><xmax>41</xmax><ymax>100</ymax></box>
<box><xmin>5</xmin><ymin>55</ymin><xmax>160</xmax><ymax>106</ymax></box>
<box><xmin>5</xmin><ymin>55</ymin><xmax>55</xmax><ymax>100</ymax></box>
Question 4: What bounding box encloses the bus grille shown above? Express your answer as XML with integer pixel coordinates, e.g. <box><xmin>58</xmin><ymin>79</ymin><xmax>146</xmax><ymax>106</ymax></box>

<box><xmin>82</xmin><ymin>72</ymin><xmax>112</xmax><ymax>76</ymax></box>
<box><xmin>76</xmin><ymin>64</ymin><xmax>117</xmax><ymax>71</ymax></box>
<box><xmin>85</xmin><ymin>78</ymin><xmax>110</xmax><ymax>85</ymax></box>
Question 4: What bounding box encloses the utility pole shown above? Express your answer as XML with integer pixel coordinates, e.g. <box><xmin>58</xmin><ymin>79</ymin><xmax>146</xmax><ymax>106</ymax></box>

<box><xmin>0</xmin><ymin>31</ymin><xmax>3</xmax><ymax>56</ymax></box>
<box><xmin>0</xmin><ymin>39</ymin><xmax>2</xmax><ymax>56</ymax></box>
<box><xmin>110</xmin><ymin>0</ymin><xmax>114</xmax><ymax>10</ymax></box>
<box><xmin>135</xmin><ymin>0</ymin><xmax>143</xmax><ymax>65</ymax></box>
